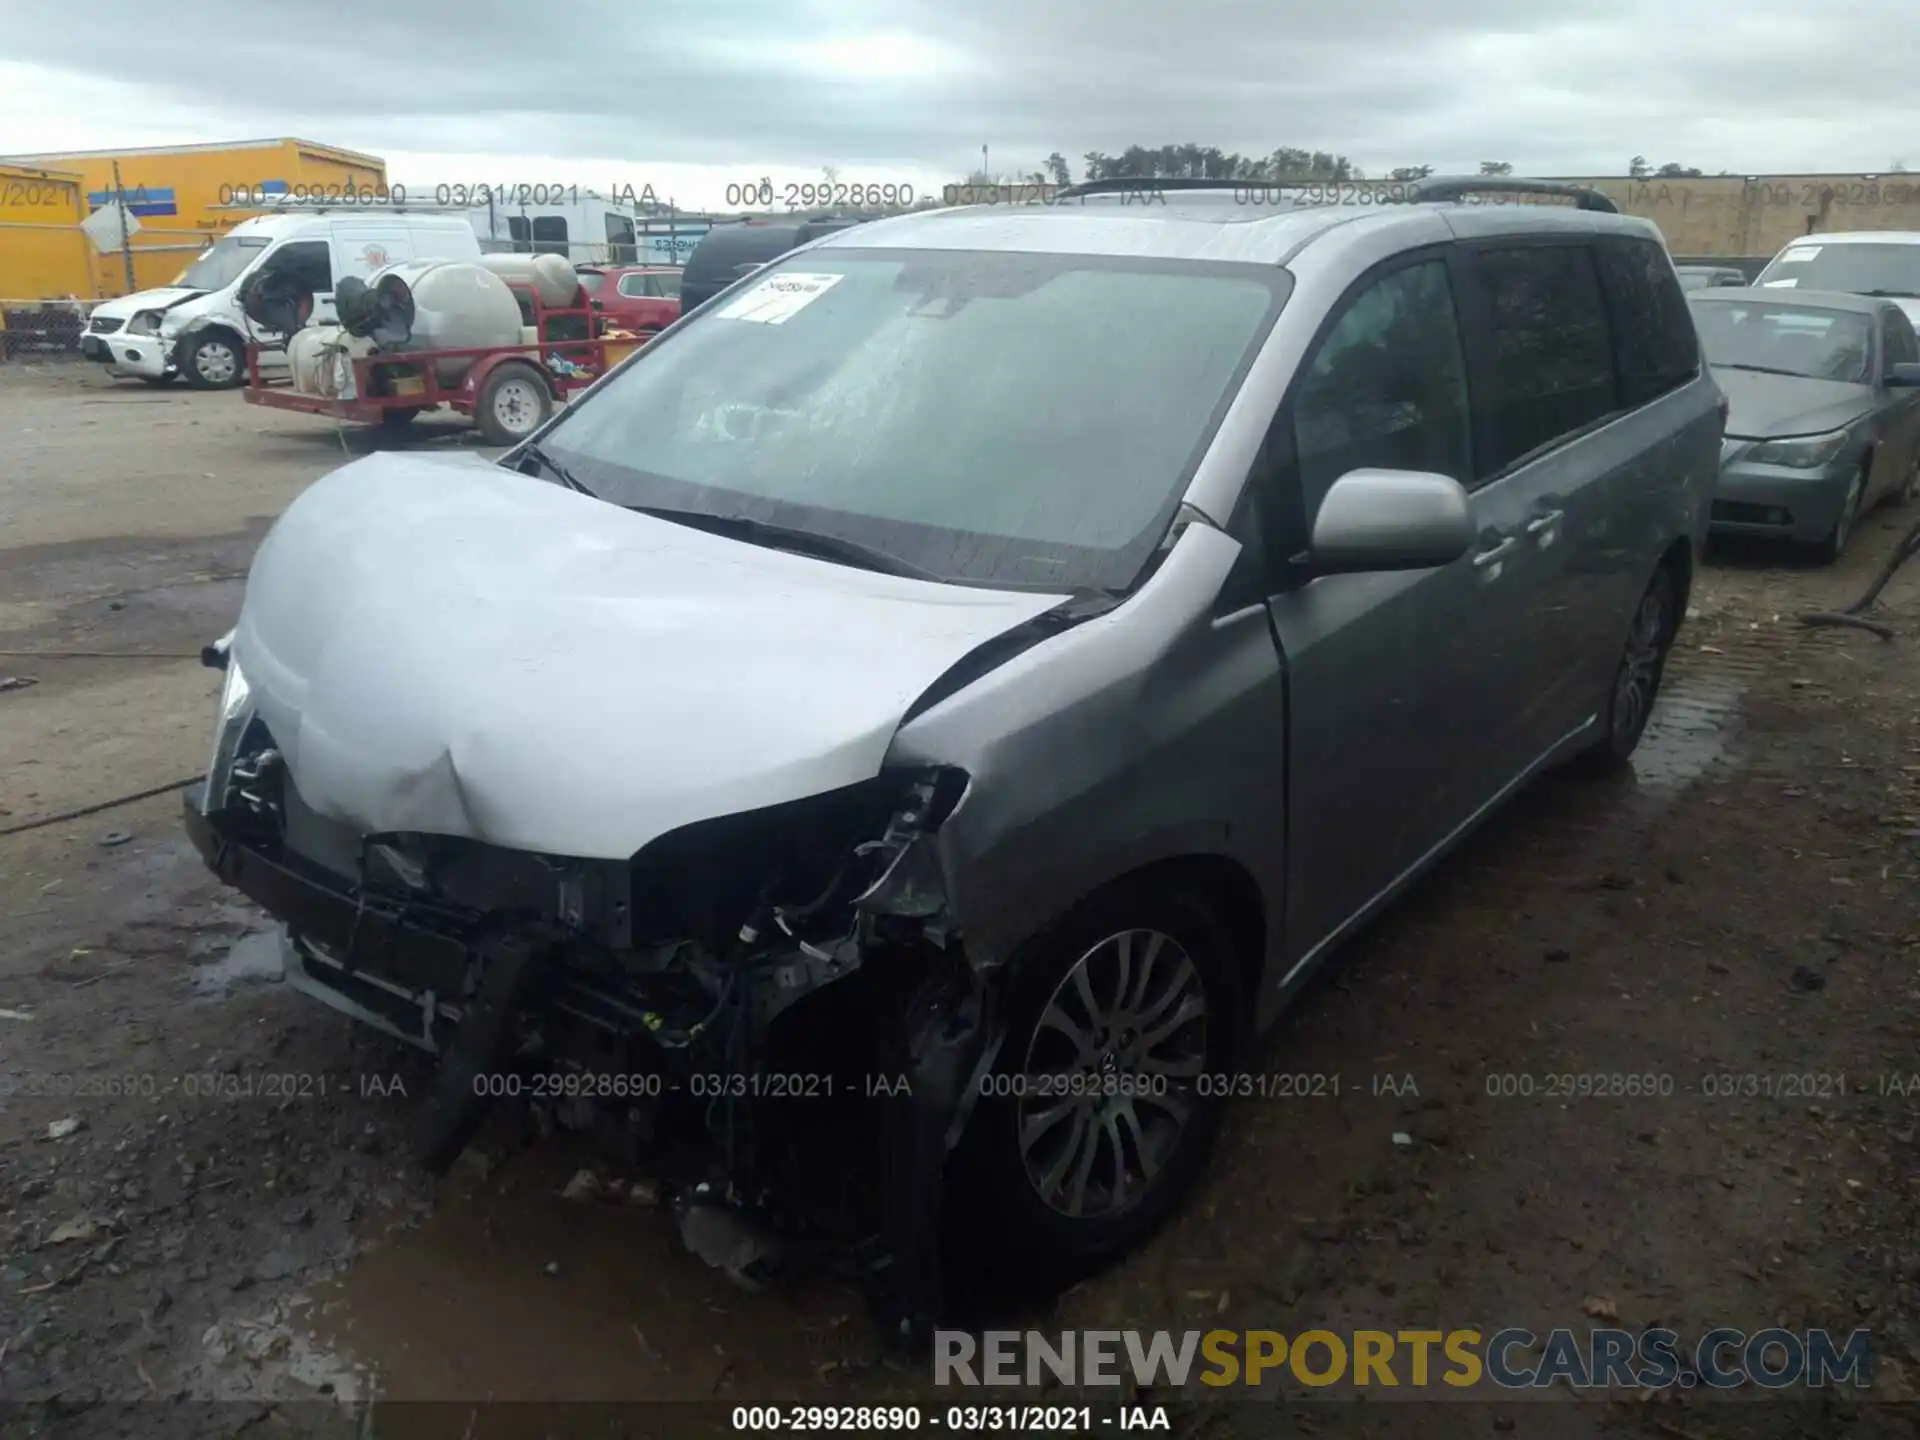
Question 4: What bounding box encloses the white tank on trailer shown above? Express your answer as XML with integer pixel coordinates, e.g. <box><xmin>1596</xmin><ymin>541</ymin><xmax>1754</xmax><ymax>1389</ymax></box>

<box><xmin>359</xmin><ymin>259</ymin><xmax>527</xmax><ymax>384</ymax></box>
<box><xmin>475</xmin><ymin>252</ymin><xmax>581</xmax><ymax>309</ymax></box>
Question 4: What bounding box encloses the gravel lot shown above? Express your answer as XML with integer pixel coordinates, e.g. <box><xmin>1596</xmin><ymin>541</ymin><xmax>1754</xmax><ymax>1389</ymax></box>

<box><xmin>3</xmin><ymin>360</ymin><xmax>1919</xmax><ymax>1440</ymax></box>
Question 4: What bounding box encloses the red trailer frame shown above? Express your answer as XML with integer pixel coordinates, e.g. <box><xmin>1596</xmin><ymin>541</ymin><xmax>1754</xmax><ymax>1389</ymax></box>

<box><xmin>242</xmin><ymin>279</ymin><xmax>632</xmax><ymax>438</ymax></box>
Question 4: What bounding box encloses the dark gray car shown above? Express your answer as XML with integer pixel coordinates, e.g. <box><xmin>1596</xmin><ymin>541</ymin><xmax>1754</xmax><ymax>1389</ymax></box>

<box><xmin>1676</xmin><ymin>265</ymin><xmax>1748</xmax><ymax>291</ymax></box>
<box><xmin>1693</xmin><ymin>286</ymin><xmax>1920</xmax><ymax>558</ymax></box>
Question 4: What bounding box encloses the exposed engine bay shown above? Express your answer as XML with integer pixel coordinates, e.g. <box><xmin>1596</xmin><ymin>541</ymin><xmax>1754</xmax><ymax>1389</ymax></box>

<box><xmin>188</xmin><ymin>668</ymin><xmax>994</xmax><ymax>1335</ymax></box>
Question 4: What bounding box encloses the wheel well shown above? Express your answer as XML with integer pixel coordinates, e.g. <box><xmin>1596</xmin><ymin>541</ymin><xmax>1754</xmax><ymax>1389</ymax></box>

<box><xmin>1065</xmin><ymin>854</ymin><xmax>1268</xmax><ymax>999</ymax></box>
<box><xmin>1659</xmin><ymin>536</ymin><xmax>1692</xmax><ymax>632</ymax></box>
<box><xmin>180</xmin><ymin>323</ymin><xmax>244</xmax><ymax>352</ymax></box>
<box><xmin>485</xmin><ymin>357</ymin><xmax>554</xmax><ymax>397</ymax></box>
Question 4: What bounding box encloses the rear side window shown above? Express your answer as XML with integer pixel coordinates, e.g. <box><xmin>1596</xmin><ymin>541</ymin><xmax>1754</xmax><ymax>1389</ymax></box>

<box><xmin>1595</xmin><ymin>237</ymin><xmax>1699</xmax><ymax>407</ymax></box>
<box><xmin>1461</xmin><ymin>244</ymin><xmax>1617</xmax><ymax>478</ymax></box>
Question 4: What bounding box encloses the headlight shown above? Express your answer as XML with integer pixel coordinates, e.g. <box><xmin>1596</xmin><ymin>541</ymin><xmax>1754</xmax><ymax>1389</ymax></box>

<box><xmin>128</xmin><ymin>310</ymin><xmax>165</xmax><ymax>336</ymax></box>
<box><xmin>202</xmin><ymin>650</ymin><xmax>255</xmax><ymax>810</ymax></box>
<box><xmin>1745</xmin><ymin>429</ymin><xmax>1852</xmax><ymax>469</ymax></box>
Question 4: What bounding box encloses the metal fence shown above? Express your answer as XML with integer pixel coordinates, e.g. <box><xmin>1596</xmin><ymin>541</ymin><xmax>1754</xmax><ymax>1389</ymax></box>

<box><xmin>0</xmin><ymin>300</ymin><xmax>94</xmax><ymax>361</ymax></box>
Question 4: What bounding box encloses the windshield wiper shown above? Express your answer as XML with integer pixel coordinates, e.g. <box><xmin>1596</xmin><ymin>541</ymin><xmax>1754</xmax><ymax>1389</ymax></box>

<box><xmin>514</xmin><ymin>442</ymin><xmax>588</xmax><ymax>493</ymax></box>
<box><xmin>1861</xmin><ymin>289</ymin><xmax>1920</xmax><ymax>299</ymax></box>
<box><xmin>625</xmin><ymin>505</ymin><xmax>942</xmax><ymax>582</ymax></box>
<box><xmin>1719</xmin><ymin>362</ymin><xmax>1818</xmax><ymax>379</ymax></box>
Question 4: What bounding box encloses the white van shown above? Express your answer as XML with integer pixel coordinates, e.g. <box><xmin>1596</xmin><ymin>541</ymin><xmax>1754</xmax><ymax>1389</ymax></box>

<box><xmin>78</xmin><ymin>210</ymin><xmax>483</xmax><ymax>388</ymax></box>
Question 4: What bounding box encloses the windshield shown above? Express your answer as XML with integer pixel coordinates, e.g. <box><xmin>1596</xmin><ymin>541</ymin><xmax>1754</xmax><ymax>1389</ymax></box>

<box><xmin>537</xmin><ymin>248</ymin><xmax>1288</xmax><ymax>591</ymax></box>
<box><xmin>1756</xmin><ymin>242</ymin><xmax>1920</xmax><ymax>298</ymax></box>
<box><xmin>576</xmin><ymin>270</ymin><xmax>606</xmax><ymax>295</ymax></box>
<box><xmin>1689</xmin><ymin>298</ymin><xmax>1872</xmax><ymax>383</ymax></box>
<box><xmin>177</xmin><ymin>235</ymin><xmax>271</xmax><ymax>292</ymax></box>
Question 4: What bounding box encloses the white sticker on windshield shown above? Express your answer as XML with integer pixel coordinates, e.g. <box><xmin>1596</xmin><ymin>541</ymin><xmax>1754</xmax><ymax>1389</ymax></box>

<box><xmin>1778</xmin><ymin>246</ymin><xmax>1820</xmax><ymax>262</ymax></box>
<box><xmin>715</xmin><ymin>272</ymin><xmax>843</xmax><ymax>324</ymax></box>
<box><xmin>1761</xmin><ymin>278</ymin><xmax>1799</xmax><ymax>288</ymax></box>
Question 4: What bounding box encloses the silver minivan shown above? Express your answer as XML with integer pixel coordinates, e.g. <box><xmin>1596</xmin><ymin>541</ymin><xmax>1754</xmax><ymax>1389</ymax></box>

<box><xmin>186</xmin><ymin>176</ymin><xmax>1721</xmax><ymax>1329</ymax></box>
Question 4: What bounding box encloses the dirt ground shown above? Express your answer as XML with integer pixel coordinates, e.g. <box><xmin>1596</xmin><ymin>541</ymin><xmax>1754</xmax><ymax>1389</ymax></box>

<box><xmin>3</xmin><ymin>360</ymin><xmax>1920</xmax><ymax>1440</ymax></box>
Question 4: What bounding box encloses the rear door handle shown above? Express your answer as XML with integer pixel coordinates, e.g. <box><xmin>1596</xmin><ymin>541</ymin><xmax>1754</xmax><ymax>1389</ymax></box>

<box><xmin>1473</xmin><ymin>535</ymin><xmax>1519</xmax><ymax>568</ymax></box>
<box><xmin>1526</xmin><ymin>509</ymin><xmax>1564</xmax><ymax>535</ymax></box>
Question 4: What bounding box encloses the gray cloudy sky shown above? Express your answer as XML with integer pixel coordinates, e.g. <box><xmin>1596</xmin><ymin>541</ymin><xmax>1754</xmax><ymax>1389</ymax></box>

<box><xmin>1</xmin><ymin>0</ymin><xmax>1912</xmax><ymax>206</ymax></box>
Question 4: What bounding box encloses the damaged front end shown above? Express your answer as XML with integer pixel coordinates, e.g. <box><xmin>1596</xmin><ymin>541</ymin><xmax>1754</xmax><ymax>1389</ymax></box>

<box><xmin>186</xmin><ymin>640</ymin><xmax>994</xmax><ymax>1337</ymax></box>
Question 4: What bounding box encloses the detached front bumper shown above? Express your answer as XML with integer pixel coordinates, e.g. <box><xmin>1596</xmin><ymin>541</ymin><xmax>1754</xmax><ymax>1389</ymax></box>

<box><xmin>1710</xmin><ymin>460</ymin><xmax>1856</xmax><ymax>543</ymax></box>
<box><xmin>103</xmin><ymin>331</ymin><xmax>173</xmax><ymax>378</ymax></box>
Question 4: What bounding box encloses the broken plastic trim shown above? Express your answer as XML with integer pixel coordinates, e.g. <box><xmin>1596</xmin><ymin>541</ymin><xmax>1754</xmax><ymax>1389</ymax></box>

<box><xmin>855</xmin><ymin>767</ymin><xmax>968</xmax><ymax>926</ymax></box>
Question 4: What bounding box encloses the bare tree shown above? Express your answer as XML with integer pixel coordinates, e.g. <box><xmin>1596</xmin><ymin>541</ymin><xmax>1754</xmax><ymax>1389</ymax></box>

<box><xmin>1479</xmin><ymin>161</ymin><xmax>1514</xmax><ymax>175</ymax></box>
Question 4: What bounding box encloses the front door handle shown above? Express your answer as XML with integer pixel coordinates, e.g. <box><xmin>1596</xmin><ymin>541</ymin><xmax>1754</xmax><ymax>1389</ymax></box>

<box><xmin>1526</xmin><ymin>509</ymin><xmax>1565</xmax><ymax>535</ymax></box>
<box><xmin>1473</xmin><ymin>535</ymin><xmax>1520</xmax><ymax>569</ymax></box>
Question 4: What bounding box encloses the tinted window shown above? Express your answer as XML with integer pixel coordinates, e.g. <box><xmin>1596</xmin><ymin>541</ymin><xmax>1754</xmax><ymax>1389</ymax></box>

<box><xmin>1883</xmin><ymin>308</ymin><xmax>1919</xmax><ymax>367</ymax></box>
<box><xmin>1292</xmin><ymin>259</ymin><xmax>1472</xmax><ymax>516</ymax></box>
<box><xmin>605</xmin><ymin>213</ymin><xmax>636</xmax><ymax>264</ymax></box>
<box><xmin>1690</xmin><ymin>299</ymin><xmax>1872</xmax><ymax>383</ymax></box>
<box><xmin>507</xmin><ymin>215</ymin><xmax>531</xmax><ymax>250</ymax></box>
<box><xmin>543</xmin><ymin>251</ymin><xmax>1288</xmax><ymax>591</ymax></box>
<box><xmin>1595</xmin><ymin>237</ymin><xmax>1698</xmax><ymax>406</ymax></box>
<box><xmin>1464</xmin><ymin>244</ymin><xmax>1617</xmax><ymax>476</ymax></box>
<box><xmin>531</xmin><ymin>216</ymin><xmax>569</xmax><ymax>258</ymax></box>
<box><xmin>275</xmin><ymin>240</ymin><xmax>332</xmax><ymax>294</ymax></box>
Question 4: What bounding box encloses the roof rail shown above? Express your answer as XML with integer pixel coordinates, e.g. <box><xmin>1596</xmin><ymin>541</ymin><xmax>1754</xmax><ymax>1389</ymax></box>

<box><xmin>1402</xmin><ymin>176</ymin><xmax>1619</xmax><ymax>213</ymax></box>
<box><xmin>1053</xmin><ymin>176</ymin><xmax>1250</xmax><ymax>198</ymax></box>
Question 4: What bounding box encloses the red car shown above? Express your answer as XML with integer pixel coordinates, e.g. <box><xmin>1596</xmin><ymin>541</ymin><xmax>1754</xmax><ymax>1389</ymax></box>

<box><xmin>577</xmin><ymin>265</ymin><xmax>682</xmax><ymax>337</ymax></box>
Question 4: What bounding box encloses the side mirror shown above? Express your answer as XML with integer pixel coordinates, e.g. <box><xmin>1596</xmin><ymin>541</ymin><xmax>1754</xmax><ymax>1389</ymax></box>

<box><xmin>1889</xmin><ymin>362</ymin><xmax>1920</xmax><ymax>387</ymax></box>
<box><xmin>1309</xmin><ymin>468</ymin><xmax>1476</xmax><ymax>575</ymax></box>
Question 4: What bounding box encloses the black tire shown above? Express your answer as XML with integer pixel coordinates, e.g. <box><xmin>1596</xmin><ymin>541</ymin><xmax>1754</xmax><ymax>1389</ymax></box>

<box><xmin>379</xmin><ymin>406</ymin><xmax>422</xmax><ymax>428</ymax></box>
<box><xmin>474</xmin><ymin>363</ymin><xmax>552</xmax><ymax>446</ymax></box>
<box><xmin>1576</xmin><ymin>563</ymin><xmax>1677</xmax><ymax>776</ymax></box>
<box><xmin>954</xmin><ymin>886</ymin><xmax>1242</xmax><ymax>1279</ymax></box>
<box><xmin>1812</xmin><ymin>464</ymin><xmax>1869</xmax><ymax>564</ymax></box>
<box><xmin>179</xmin><ymin>331</ymin><xmax>244</xmax><ymax>389</ymax></box>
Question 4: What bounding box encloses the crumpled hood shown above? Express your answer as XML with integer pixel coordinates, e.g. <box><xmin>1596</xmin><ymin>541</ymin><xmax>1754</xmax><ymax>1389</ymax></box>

<box><xmin>1713</xmin><ymin>366</ymin><xmax>1871</xmax><ymax>440</ymax></box>
<box><xmin>232</xmin><ymin>452</ymin><xmax>1066</xmax><ymax>858</ymax></box>
<box><xmin>89</xmin><ymin>287</ymin><xmax>203</xmax><ymax>322</ymax></box>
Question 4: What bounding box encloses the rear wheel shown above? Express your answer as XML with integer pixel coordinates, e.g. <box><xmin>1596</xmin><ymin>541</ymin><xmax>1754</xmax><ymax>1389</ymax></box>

<box><xmin>474</xmin><ymin>364</ymin><xmax>552</xmax><ymax>446</ymax></box>
<box><xmin>1576</xmin><ymin>563</ymin><xmax>1676</xmax><ymax>775</ymax></box>
<box><xmin>379</xmin><ymin>406</ymin><xmax>422</xmax><ymax>429</ymax></box>
<box><xmin>956</xmin><ymin>887</ymin><xmax>1240</xmax><ymax>1279</ymax></box>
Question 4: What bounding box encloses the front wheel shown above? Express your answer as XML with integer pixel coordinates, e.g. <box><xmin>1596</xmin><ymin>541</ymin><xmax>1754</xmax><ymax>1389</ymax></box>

<box><xmin>1575</xmin><ymin>563</ymin><xmax>1676</xmax><ymax>776</ymax></box>
<box><xmin>180</xmin><ymin>332</ymin><xmax>243</xmax><ymax>389</ymax></box>
<box><xmin>1812</xmin><ymin>466</ymin><xmax>1868</xmax><ymax>564</ymax></box>
<box><xmin>956</xmin><ymin>888</ymin><xmax>1241</xmax><ymax>1278</ymax></box>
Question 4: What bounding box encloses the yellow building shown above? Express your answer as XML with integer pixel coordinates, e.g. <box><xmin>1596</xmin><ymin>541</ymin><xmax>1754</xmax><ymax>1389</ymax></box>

<box><xmin>0</xmin><ymin>161</ymin><xmax>91</xmax><ymax>301</ymax></box>
<box><xmin>0</xmin><ymin>137</ymin><xmax>387</xmax><ymax>299</ymax></box>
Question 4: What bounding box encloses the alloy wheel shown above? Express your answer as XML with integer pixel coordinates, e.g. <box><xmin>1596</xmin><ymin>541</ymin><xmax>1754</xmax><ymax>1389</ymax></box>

<box><xmin>1611</xmin><ymin>580</ymin><xmax>1669</xmax><ymax>745</ymax></box>
<box><xmin>1017</xmin><ymin>927</ymin><xmax>1209</xmax><ymax>1220</ymax></box>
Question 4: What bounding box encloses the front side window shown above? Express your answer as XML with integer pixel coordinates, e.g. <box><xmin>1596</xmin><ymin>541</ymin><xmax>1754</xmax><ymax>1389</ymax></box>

<box><xmin>1595</xmin><ymin>237</ymin><xmax>1699</xmax><ymax>406</ymax></box>
<box><xmin>1463</xmin><ymin>244</ymin><xmax>1618</xmax><ymax>476</ymax></box>
<box><xmin>178</xmin><ymin>235</ymin><xmax>271</xmax><ymax>291</ymax></box>
<box><xmin>539</xmin><ymin>249</ymin><xmax>1289</xmax><ymax>591</ymax></box>
<box><xmin>1292</xmin><ymin>258</ymin><xmax>1472</xmax><ymax>518</ymax></box>
<box><xmin>273</xmin><ymin>239</ymin><xmax>333</xmax><ymax>293</ymax></box>
<box><xmin>1689</xmin><ymin>299</ymin><xmax>1872</xmax><ymax>383</ymax></box>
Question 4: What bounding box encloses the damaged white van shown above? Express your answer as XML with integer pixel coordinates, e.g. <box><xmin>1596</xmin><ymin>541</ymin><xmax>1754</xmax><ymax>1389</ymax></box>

<box><xmin>187</xmin><ymin>178</ymin><xmax>1717</xmax><ymax>1332</ymax></box>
